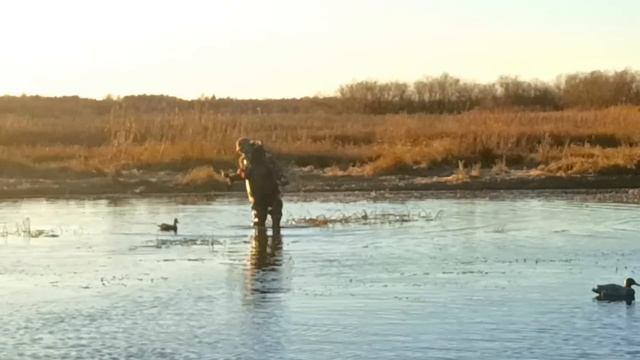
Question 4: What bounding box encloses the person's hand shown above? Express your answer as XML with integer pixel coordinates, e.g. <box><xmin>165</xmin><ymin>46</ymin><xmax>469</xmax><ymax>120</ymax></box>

<box><xmin>221</xmin><ymin>171</ymin><xmax>234</xmax><ymax>188</ymax></box>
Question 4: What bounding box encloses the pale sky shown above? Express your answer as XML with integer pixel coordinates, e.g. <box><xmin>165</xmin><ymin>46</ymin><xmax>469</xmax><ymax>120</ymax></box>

<box><xmin>1</xmin><ymin>0</ymin><xmax>638</xmax><ymax>99</ymax></box>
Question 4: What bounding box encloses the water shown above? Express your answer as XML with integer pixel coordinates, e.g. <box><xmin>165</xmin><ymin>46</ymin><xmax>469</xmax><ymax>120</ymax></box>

<box><xmin>1</xmin><ymin>192</ymin><xmax>640</xmax><ymax>359</ymax></box>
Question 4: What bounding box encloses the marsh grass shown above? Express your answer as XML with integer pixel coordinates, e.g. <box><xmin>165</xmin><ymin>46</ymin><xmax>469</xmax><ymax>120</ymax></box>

<box><xmin>2</xmin><ymin>105</ymin><xmax>640</xmax><ymax>178</ymax></box>
<box><xmin>285</xmin><ymin>209</ymin><xmax>444</xmax><ymax>227</ymax></box>
<box><xmin>491</xmin><ymin>156</ymin><xmax>509</xmax><ymax>176</ymax></box>
<box><xmin>3</xmin><ymin>217</ymin><xmax>60</xmax><ymax>238</ymax></box>
<box><xmin>179</xmin><ymin>165</ymin><xmax>228</xmax><ymax>187</ymax></box>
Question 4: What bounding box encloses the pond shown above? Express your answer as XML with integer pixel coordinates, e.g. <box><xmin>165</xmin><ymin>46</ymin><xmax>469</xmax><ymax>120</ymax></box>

<box><xmin>1</xmin><ymin>192</ymin><xmax>640</xmax><ymax>359</ymax></box>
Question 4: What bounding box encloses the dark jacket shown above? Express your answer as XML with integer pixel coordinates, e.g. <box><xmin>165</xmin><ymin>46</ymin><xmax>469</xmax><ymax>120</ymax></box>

<box><xmin>235</xmin><ymin>144</ymin><xmax>282</xmax><ymax>203</ymax></box>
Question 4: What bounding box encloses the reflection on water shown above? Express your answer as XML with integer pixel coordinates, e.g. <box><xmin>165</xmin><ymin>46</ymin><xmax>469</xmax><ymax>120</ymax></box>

<box><xmin>241</xmin><ymin>229</ymin><xmax>289</xmax><ymax>358</ymax></box>
<box><xmin>248</xmin><ymin>229</ymin><xmax>284</xmax><ymax>271</ymax></box>
<box><xmin>2</xmin><ymin>194</ymin><xmax>640</xmax><ymax>359</ymax></box>
<box><xmin>244</xmin><ymin>228</ymin><xmax>288</xmax><ymax>299</ymax></box>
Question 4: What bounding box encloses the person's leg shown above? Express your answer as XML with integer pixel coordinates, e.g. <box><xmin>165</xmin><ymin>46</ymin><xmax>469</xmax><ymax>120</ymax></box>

<box><xmin>270</xmin><ymin>195</ymin><xmax>283</xmax><ymax>233</ymax></box>
<box><xmin>252</xmin><ymin>200</ymin><xmax>268</xmax><ymax>228</ymax></box>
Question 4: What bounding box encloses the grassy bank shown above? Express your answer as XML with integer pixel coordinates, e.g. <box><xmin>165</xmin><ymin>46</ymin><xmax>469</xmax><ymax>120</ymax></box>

<box><xmin>1</xmin><ymin>105</ymin><xmax>640</xmax><ymax>185</ymax></box>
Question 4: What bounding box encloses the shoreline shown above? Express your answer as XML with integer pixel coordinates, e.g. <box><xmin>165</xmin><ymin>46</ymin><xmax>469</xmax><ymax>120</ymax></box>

<box><xmin>1</xmin><ymin>169</ymin><xmax>640</xmax><ymax>202</ymax></box>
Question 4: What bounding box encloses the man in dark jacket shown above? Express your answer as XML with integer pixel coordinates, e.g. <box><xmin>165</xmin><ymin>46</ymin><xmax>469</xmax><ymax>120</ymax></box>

<box><xmin>227</xmin><ymin>138</ymin><xmax>286</xmax><ymax>232</ymax></box>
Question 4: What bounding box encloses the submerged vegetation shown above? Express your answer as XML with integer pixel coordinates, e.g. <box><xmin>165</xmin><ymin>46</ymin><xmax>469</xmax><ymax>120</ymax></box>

<box><xmin>286</xmin><ymin>209</ymin><xmax>444</xmax><ymax>227</ymax></box>
<box><xmin>1</xmin><ymin>69</ymin><xmax>640</xmax><ymax>188</ymax></box>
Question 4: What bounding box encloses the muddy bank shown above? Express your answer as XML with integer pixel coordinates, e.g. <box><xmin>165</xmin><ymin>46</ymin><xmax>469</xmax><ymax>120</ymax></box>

<box><xmin>1</xmin><ymin>166</ymin><xmax>640</xmax><ymax>200</ymax></box>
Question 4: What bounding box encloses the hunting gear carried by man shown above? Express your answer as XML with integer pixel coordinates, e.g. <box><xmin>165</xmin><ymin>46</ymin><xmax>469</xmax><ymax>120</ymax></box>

<box><xmin>225</xmin><ymin>138</ymin><xmax>287</xmax><ymax>232</ymax></box>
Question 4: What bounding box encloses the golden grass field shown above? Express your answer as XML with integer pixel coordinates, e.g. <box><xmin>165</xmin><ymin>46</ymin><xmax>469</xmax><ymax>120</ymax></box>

<box><xmin>1</xmin><ymin>105</ymin><xmax>640</xmax><ymax>186</ymax></box>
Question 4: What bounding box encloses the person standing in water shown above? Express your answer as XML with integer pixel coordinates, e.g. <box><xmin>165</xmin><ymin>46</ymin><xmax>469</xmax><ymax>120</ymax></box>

<box><xmin>226</xmin><ymin>138</ymin><xmax>286</xmax><ymax>233</ymax></box>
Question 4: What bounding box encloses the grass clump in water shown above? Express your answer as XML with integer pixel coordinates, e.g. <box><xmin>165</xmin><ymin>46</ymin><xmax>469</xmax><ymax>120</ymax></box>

<box><xmin>286</xmin><ymin>209</ymin><xmax>443</xmax><ymax>227</ymax></box>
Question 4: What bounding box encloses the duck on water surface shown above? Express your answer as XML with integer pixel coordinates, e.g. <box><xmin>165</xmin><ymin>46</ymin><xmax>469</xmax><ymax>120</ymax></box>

<box><xmin>592</xmin><ymin>277</ymin><xmax>637</xmax><ymax>305</ymax></box>
<box><xmin>158</xmin><ymin>218</ymin><xmax>179</xmax><ymax>233</ymax></box>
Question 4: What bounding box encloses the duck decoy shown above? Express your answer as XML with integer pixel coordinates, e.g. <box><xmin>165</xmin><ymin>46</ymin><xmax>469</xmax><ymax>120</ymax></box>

<box><xmin>158</xmin><ymin>218</ymin><xmax>179</xmax><ymax>233</ymax></box>
<box><xmin>592</xmin><ymin>277</ymin><xmax>637</xmax><ymax>305</ymax></box>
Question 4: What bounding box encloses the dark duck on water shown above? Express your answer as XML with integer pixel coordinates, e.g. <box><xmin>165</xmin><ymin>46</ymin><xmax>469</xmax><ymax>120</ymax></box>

<box><xmin>592</xmin><ymin>277</ymin><xmax>637</xmax><ymax>305</ymax></box>
<box><xmin>158</xmin><ymin>218</ymin><xmax>179</xmax><ymax>233</ymax></box>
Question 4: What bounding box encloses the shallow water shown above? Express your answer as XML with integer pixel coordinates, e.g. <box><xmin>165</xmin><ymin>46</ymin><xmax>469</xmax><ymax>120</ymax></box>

<box><xmin>1</xmin><ymin>192</ymin><xmax>640</xmax><ymax>359</ymax></box>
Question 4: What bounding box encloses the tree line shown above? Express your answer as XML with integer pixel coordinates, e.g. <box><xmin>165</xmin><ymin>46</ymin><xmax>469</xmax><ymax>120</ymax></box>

<box><xmin>338</xmin><ymin>69</ymin><xmax>640</xmax><ymax>114</ymax></box>
<box><xmin>1</xmin><ymin>69</ymin><xmax>638</xmax><ymax>118</ymax></box>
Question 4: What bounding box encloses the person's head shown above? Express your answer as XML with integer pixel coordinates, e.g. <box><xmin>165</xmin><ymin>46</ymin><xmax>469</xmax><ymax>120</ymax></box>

<box><xmin>236</xmin><ymin>137</ymin><xmax>252</xmax><ymax>154</ymax></box>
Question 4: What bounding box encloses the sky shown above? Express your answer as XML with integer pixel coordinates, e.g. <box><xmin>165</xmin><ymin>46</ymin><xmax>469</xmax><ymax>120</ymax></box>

<box><xmin>1</xmin><ymin>0</ymin><xmax>638</xmax><ymax>99</ymax></box>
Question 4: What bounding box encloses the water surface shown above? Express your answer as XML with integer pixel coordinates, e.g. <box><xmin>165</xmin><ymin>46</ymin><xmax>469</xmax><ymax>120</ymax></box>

<box><xmin>1</xmin><ymin>192</ymin><xmax>639</xmax><ymax>359</ymax></box>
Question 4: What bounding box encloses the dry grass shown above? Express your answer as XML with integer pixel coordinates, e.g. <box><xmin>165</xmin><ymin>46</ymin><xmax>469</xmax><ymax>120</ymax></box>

<box><xmin>179</xmin><ymin>166</ymin><xmax>228</xmax><ymax>187</ymax></box>
<box><xmin>2</xmin><ymin>105</ymin><xmax>640</xmax><ymax>178</ymax></box>
<box><xmin>491</xmin><ymin>156</ymin><xmax>509</xmax><ymax>176</ymax></box>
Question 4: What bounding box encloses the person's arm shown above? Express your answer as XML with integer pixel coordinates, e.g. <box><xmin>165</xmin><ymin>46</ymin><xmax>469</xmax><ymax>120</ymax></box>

<box><xmin>225</xmin><ymin>171</ymin><xmax>244</xmax><ymax>182</ymax></box>
<box><xmin>223</xmin><ymin>155</ymin><xmax>248</xmax><ymax>183</ymax></box>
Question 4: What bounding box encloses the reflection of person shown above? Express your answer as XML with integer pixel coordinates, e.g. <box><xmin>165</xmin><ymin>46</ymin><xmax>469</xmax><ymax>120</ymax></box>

<box><xmin>226</xmin><ymin>138</ymin><xmax>287</xmax><ymax>233</ymax></box>
<box><xmin>244</xmin><ymin>228</ymin><xmax>284</xmax><ymax>299</ymax></box>
<box><xmin>248</xmin><ymin>228</ymin><xmax>283</xmax><ymax>272</ymax></box>
<box><xmin>239</xmin><ymin>229</ymin><xmax>287</xmax><ymax>358</ymax></box>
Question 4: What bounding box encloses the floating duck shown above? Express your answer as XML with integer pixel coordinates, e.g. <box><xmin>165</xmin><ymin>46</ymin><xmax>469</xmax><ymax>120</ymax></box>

<box><xmin>592</xmin><ymin>277</ymin><xmax>637</xmax><ymax>305</ymax></box>
<box><xmin>158</xmin><ymin>218</ymin><xmax>179</xmax><ymax>233</ymax></box>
